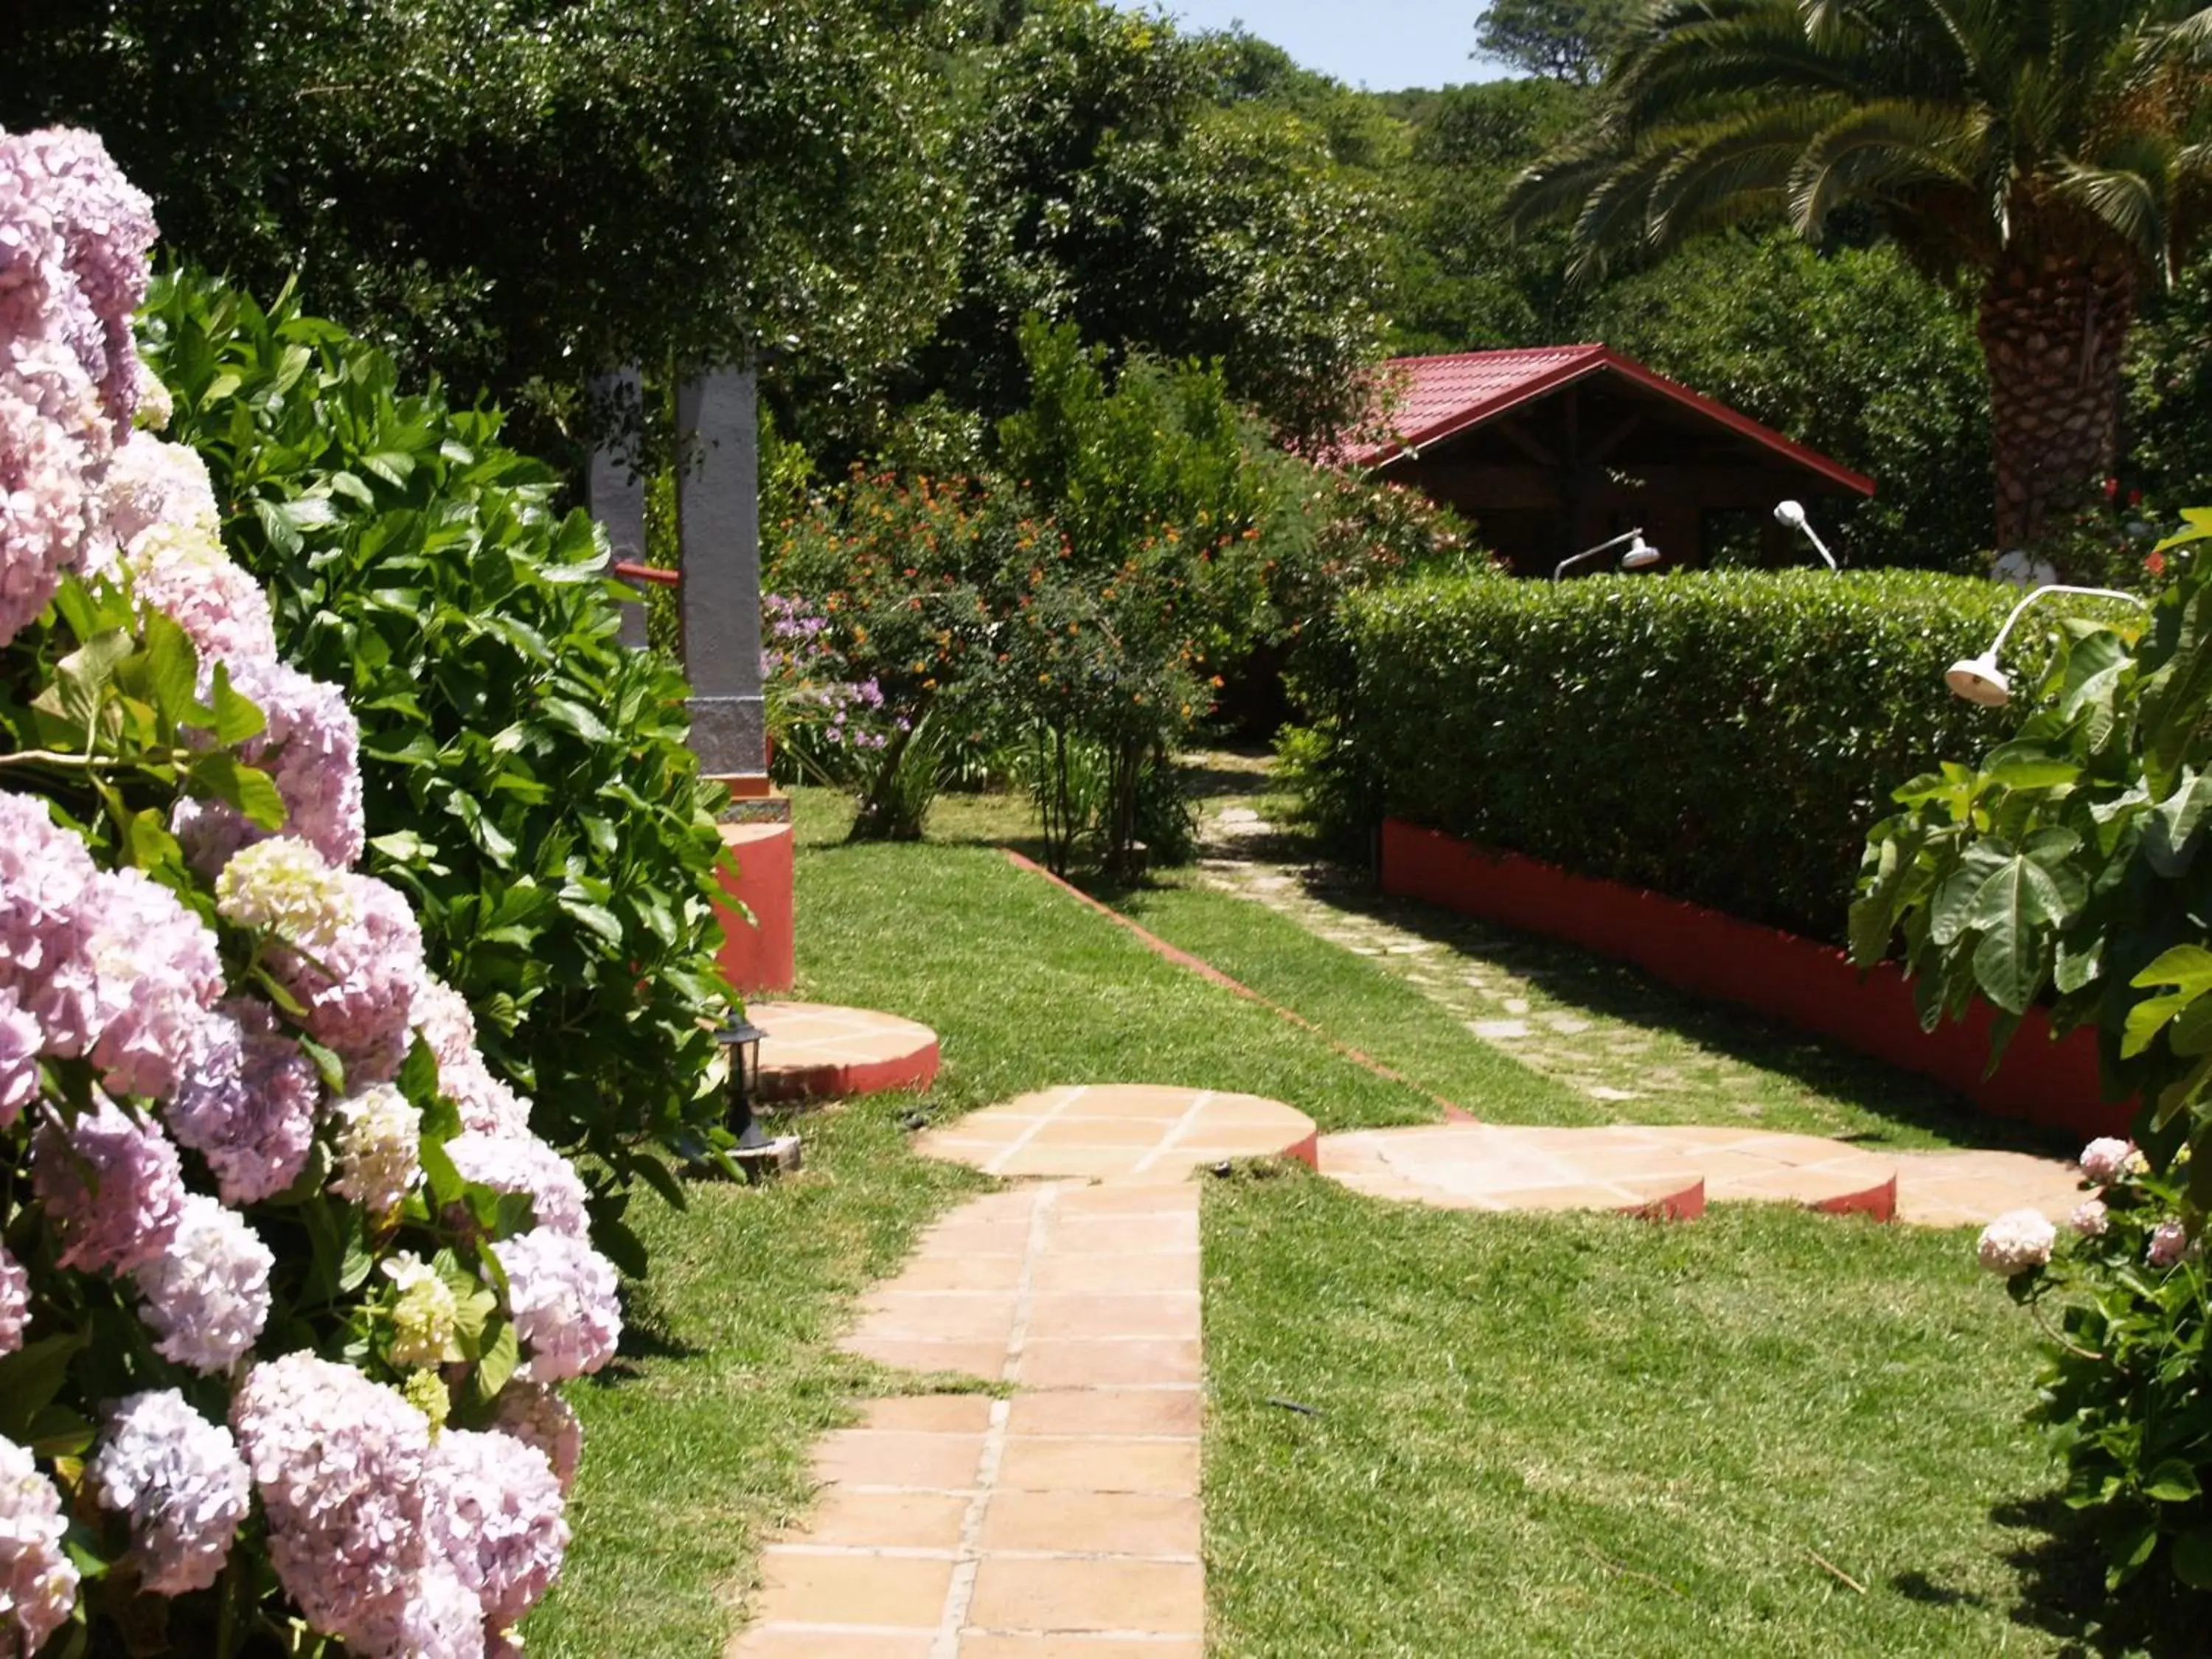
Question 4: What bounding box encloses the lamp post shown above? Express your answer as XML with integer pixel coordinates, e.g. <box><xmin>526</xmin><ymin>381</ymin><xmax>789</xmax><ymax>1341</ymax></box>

<box><xmin>714</xmin><ymin>1018</ymin><xmax>801</xmax><ymax>1180</ymax></box>
<box><xmin>1944</xmin><ymin>583</ymin><xmax>2150</xmax><ymax>707</ymax></box>
<box><xmin>1773</xmin><ymin>500</ymin><xmax>1839</xmax><ymax>571</ymax></box>
<box><xmin>1554</xmin><ymin>528</ymin><xmax>1660</xmax><ymax>582</ymax></box>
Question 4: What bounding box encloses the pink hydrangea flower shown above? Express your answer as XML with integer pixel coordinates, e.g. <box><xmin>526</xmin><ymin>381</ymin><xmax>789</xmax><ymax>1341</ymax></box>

<box><xmin>165</xmin><ymin>1000</ymin><xmax>321</xmax><ymax>1205</ymax></box>
<box><xmin>1976</xmin><ymin>1208</ymin><xmax>2056</xmax><ymax>1278</ymax></box>
<box><xmin>0</xmin><ymin>1243</ymin><xmax>26</xmax><ymax>1357</ymax></box>
<box><xmin>281</xmin><ymin>875</ymin><xmax>428</xmax><ymax>1088</ymax></box>
<box><xmin>2149</xmin><ymin>1220</ymin><xmax>2191</xmax><ymax>1268</ymax></box>
<box><xmin>231</xmin><ymin>1353</ymin><xmax>442</xmax><ymax>1657</ymax></box>
<box><xmin>88</xmin><ymin>1390</ymin><xmax>251</xmax><ymax>1595</ymax></box>
<box><xmin>498</xmin><ymin>1229</ymin><xmax>623</xmax><ymax>1384</ymax></box>
<box><xmin>490</xmin><ymin>1383</ymin><xmax>582</xmax><ymax>1494</ymax></box>
<box><xmin>121</xmin><ymin>518</ymin><xmax>277</xmax><ymax>669</ymax></box>
<box><xmin>0</xmin><ymin>986</ymin><xmax>36</xmax><ymax>1125</ymax></box>
<box><xmin>0</xmin><ymin>790</ymin><xmax>102</xmax><ymax>1053</ymax></box>
<box><xmin>6</xmin><ymin>127</ymin><xmax>157</xmax><ymax>432</ymax></box>
<box><xmin>422</xmin><ymin>1428</ymin><xmax>568</xmax><ymax>1633</ymax></box>
<box><xmin>2079</xmin><ymin>1137</ymin><xmax>2135</xmax><ymax>1186</ymax></box>
<box><xmin>449</xmin><ymin>1065</ymin><xmax>534</xmax><ymax>1140</ymax></box>
<box><xmin>132</xmin><ymin>1194</ymin><xmax>274</xmax><ymax>1374</ymax></box>
<box><xmin>0</xmin><ymin>351</ymin><xmax>100</xmax><ymax>645</ymax></box>
<box><xmin>31</xmin><ymin>1096</ymin><xmax>187</xmax><ymax>1273</ymax></box>
<box><xmin>178</xmin><ymin>660</ymin><xmax>366</xmax><ymax>873</ymax></box>
<box><xmin>100</xmin><ymin>433</ymin><xmax>218</xmax><ymax>550</ymax></box>
<box><xmin>2069</xmin><ymin>1198</ymin><xmax>2110</xmax><ymax>1238</ymax></box>
<box><xmin>80</xmin><ymin>865</ymin><xmax>225</xmax><ymax>1101</ymax></box>
<box><xmin>448</xmin><ymin>1130</ymin><xmax>590</xmax><ymax>1239</ymax></box>
<box><xmin>0</xmin><ymin>1433</ymin><xmax>78</xmax><ymax>1655</ymax></box>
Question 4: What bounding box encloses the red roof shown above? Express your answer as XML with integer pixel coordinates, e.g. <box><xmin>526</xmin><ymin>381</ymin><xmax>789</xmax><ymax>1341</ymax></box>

<box><xmin>1347</xmin><ymin>345</ymin><xmax>1875</xmax><ymax>497</ymax></box>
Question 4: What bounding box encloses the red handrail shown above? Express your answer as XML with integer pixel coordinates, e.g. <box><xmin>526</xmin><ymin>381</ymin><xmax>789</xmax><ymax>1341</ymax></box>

<box><xmin>613</xmin><ymin>560</ymin><xmax>681</xmax><ymax>588</ymax></box>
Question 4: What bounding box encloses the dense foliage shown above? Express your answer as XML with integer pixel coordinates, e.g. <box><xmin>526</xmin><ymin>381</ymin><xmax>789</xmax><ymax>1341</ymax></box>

<box><xmin>0</xmin><ymin>125</ymin><xmax>611</xmax><ymax>1657</ymax></box>
<box><xmin>888</xmin><ymin>0</ymin><xmax>1394</xmax><ymax>452</ymax></box>
<box><xmin>1854</xmin><ymin>513</ymin><xmax>2212</xmax><ymax>1591</ymax></box>
<box><xmin>1316</xmin><ymin>569</ymin><xmax>2030</xmax><ymax>939</ymax></box>
<box><xmin>141</xmin><ymin>273</ymin><xmax>736</xmax><ymax>1267</ymax></box>
<box><xmin>1</xmin><ymin>0</ymin><xmax>970</xmax><ymax>457</ymax></box>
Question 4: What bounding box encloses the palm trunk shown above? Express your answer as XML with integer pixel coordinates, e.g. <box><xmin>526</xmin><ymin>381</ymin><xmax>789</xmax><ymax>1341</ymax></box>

<box><xmin>1977</xmin><ymin>252</ymin><xmax>2135</xmax><ymax>552</ymax></box>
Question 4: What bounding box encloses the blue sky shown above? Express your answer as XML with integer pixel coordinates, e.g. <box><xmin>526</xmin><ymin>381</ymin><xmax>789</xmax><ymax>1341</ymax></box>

<box><xmin>1159</xmin><ymin>0</ymin><xmax>1503</xmax><ymax>90</ymax></box>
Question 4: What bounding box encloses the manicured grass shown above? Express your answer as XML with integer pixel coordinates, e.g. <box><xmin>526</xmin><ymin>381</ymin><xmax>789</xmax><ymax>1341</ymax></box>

<box><xmin>1203</xmin><ymin>1169</ymin><xmax>2154</xmax><ymax>1658</ymax></box>
<box><xmin>528</xmin><ymin>1100</ymin><xmax>988</xmax><ymax>1658</ymax></box>
<box><xmin>1107</xmin><ymin>876</ymin><xmax>1587</xmax><ymax>1124</ymax></box>
<box><xmin>786</xmin><ymin>787</ymin><xmax>1443</xmax><ymax>1133</ymax></box>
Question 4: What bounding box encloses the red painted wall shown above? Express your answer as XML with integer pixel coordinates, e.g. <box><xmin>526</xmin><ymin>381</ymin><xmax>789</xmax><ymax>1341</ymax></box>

<box><xmin>1380</xmin><ymin>819</ymin><xmax>2128</xmax><ymax>1139</ymax></box>
<box><xmin>714</xmin><ymin>821</ymin><xmax>796</xmax><ymax>995</ymax></box>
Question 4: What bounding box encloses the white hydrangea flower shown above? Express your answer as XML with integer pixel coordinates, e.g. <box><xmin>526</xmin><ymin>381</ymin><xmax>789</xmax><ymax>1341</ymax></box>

<box><xmin>1977</xmin><ymin>1208</ymin><xmax>2057</xmax><ymax>1278</ymax></box>
<box><xmin>383</xmin><ymin>1253</ymin><xmax>461</xmax><ymax>1368</ymax></box>
<box><xmin>330</xmin><ymin>1083</ymin><xmax>422</xmax><ymax>1216</ymax></box>
<box><xmin>215</xmin><ymin>835</ymin><xmax>357</xmax><ymax>948</ymax></box>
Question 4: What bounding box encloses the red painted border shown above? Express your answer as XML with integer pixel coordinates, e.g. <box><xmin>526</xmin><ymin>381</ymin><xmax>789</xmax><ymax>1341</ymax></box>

<box><xmin>1380</xmin><ymin>820</ymin><xmax>2128</xmax><ymax>1140</ymax></box>
<box><xmin>757</xmin><ymin>1037</ymin><xmax>942</xmax><ymax>1105</ymax></box>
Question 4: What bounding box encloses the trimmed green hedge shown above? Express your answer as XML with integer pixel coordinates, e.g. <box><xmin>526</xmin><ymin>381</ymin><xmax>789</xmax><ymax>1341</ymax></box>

<box><xmin>1332</xmin><ymin>570</ymin><xmax>2044</xmax><ymax>941</ymax></box>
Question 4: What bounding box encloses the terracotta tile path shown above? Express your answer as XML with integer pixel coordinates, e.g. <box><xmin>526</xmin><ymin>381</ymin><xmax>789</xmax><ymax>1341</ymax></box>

<box><xmin>914</xmin><ymin>1085</ymin><xmax>1318</xmax><ymax>1185</ymax></box>
<box><xmin>728</xmin><ymin>1180</ymin><xmax>1208</xmax><ymax>1658</ymax></box>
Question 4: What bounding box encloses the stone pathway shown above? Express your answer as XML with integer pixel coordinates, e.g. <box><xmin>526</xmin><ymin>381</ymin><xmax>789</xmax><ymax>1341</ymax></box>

<box><xmin>728</xmin><ymin>1088</ymin><xmax>1318</xmax><ymax>1657</ymax></box>
<box><xmin>1178</xmin><ymin>751</ymin><xmax>2049</xmax><ymax>1149</ymax></box>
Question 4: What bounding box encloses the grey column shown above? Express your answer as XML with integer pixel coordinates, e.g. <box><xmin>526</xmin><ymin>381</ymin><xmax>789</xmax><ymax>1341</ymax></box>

<box><xmin>675</xmin><ymin>367</ymin><xmax>766</xmax><ymax>779</ymax></box>
<box><xmin>585</xmin><ymin>369</ymin><xmax>651</xmax><ymax>652</ymax></box>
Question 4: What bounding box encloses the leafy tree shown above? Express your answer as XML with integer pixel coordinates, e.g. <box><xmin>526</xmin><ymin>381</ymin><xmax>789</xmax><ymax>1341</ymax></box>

<box><xmin>1474</xmin><ymin>0</ymin><xmax>1637</xmax><ymax>85</ymax></box>
<box><xmin>2</xmin><ymin>0</ymin><xmax>970</xmax><ymax>451</ymax></box>
<box><xmin>1511</xmin><ymin>0</ymin><xmax>2212</xmax><ymax>555</ymax></box>
<box><xmin>2128</xmin><ymin>248</ymin><xmax>2212</xmax><ymax>511</ymax></box>
<box><xmin>1587</xmin><ymin>232</ymin><xmax>1993</xmax><ymax>570</ymax></box>
<box><xmin>906</xmin><ymin>0</ymin><xmax>1393</xmax><ymax>450</ymax></box>
<box><xmin>1386</xmin><ymin>77</ymin><xmax>1598</xmax><ymax>352</ymax></box>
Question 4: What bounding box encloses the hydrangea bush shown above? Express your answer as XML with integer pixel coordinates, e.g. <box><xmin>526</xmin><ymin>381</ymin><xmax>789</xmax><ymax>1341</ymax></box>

<box><xmin>1978</xmin><ymin>1144</ymin><xmax>2212</xmax><ymax>1590</ymax></box>
<box><xmin>1857</xmin><ymin>508</ymin><xmax>2212</xmax><ymax>1593</ymax></box>
<box><xmin>0</xmin><ymin>125</ymin><xmax>617</xmax><ymax>1655</ymax></box>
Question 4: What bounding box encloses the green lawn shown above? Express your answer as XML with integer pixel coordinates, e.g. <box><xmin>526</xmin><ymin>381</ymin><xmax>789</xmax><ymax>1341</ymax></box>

<box><xmin>530</xmin><ymin>786</ymin><xmax>2148</xmax><ymax>1657</ymax></box>
<box><xmin>1203</xmin><ymin>1169</ymin><xmax>2162</xmax><ymax>1658</ymax></box>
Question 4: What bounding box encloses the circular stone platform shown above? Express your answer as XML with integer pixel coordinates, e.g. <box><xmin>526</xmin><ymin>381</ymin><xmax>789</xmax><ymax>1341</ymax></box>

<box><xmin>915</xmin><ymin>1085</ymin><xmax>1318</xmax><ymax>1184</ymax></box>
<box><xmin>749</xmin><ymin>1001</ymin><xmax>941</xmax><ymax>1103</ymax></box>
<box><xmin>1320</xmin><ymin>1124</ymin><xmax>1905</xmax><ymax>1221</ymax></box>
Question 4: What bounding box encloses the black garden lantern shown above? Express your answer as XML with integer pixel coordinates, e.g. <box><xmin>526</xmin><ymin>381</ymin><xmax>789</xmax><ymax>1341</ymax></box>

<box><xmin>714</xmin><ymin>1018</ymin><xmax>769</xmax><ymax>1152</ymax></box>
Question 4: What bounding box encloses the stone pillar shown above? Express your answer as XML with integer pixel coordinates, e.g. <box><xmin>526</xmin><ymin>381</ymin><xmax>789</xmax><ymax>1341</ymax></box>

<box><xmin>675</xmin><ymin>368</ymin><xmax>768</xmax><ymax>784</ymax></box>
<box><xmin>585</xmin><ymin>369</ymin><xmax>652</xmax><ymax>652</ymax></box>
<box><xmin>674</xmin><ymin>366</ymin><xmax>793</xmax><ymax>995</ymax></box>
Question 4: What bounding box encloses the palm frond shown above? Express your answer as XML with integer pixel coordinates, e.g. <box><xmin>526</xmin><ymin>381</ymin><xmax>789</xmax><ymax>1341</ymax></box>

<box><xmin>1646</xmin><ymin>105</ymin><xmax>1833</xmax><ymax>240</ymax></box>
<box><xmin>2051</xmin><ymin>150</ymin><xmax>2174</xmax><ymax>273</ymax></box>
<box><xmin>1789</xmin><ymin>100</ymin><xmax>1989</xmax><ymax>237</ymax></box>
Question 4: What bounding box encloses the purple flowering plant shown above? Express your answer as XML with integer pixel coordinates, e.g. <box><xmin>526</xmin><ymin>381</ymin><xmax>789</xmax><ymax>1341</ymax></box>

<box><xmin>0</xmin><ymin>126</ymin><xmax>611</xmax><ymax>1656</ymax></box>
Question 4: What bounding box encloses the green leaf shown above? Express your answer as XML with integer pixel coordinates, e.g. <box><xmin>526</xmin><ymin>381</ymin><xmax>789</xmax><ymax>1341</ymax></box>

<box><xmin>0</xmin><ymin>1335</ymin><xmax>89</xmax><ymax>1441</ymax></box>
<box><xmin>541</xmin><ymin>698</ymin><xmax>613</xmax><ymax>743</ymax></box>
<box><xmin>471</xmin><ymin>1320</ymin><xmax>520</xmax><ymax>1405</ymax></box>
<box><xmin>191</xmin><ymin>753</ymin><xmax>287</xmax><ymax>830</ymax></box>
<box><xmin>2143</xmin><ymin>1460</ymin><xmax>2202</xmax><ymax>1503</ymax></box>
<box><xmin>1962</xmin><ymin>853</ymin><xmax>2079</xmax><ymax>1013</ymax></box>
<box><xmin>206</xmin><ymin>664</ymin><xmax>267</xmax><ymax>745</ymax></box>
<box><xmin>2172</xmin><ymin>1527</ymin><xmax>2212</xmax><ymax>1589</ymax></box>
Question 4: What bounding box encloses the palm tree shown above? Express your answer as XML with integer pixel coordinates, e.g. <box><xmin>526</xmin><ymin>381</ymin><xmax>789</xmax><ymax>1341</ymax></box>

<box><xmin>1511</xmin><ymin>0</ymin><xmax>2212</xmax><ymax>552</ymax></box>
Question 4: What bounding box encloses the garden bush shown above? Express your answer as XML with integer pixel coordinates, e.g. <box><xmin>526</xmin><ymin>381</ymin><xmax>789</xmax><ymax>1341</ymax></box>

<box><xmin>0</xmin><ymin>125</ymin><xmax>612</xmax><ymax>1655</ymax></box>
<box><xmin>1326</xmin><ymin>568</ymin><xmax>2041</xmax><ymax>940</ymax></box>
<box><xmin>1855</xmin><ymin>510</ymin><xmax>2212</xmax><ymax>1594</ymax></box>
<box><xmin>139</xmin><ymin>274</ymin><xmax>736</xmax><ymax>1265</ymax></box>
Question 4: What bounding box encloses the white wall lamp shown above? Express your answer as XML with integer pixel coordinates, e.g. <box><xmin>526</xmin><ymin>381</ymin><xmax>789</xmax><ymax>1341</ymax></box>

<box><xmin>1554</xmin><ymin>527</ymin><xmax>1660</xmax><ymax>582</ymax></box>
<box><xmin>1773</xmin><ymin>499</ymin><xmax>1839</xmax><ymax>571</ymax></box>
<box><xmin>1944</xmin><ymin>583</ymin><xmax>2150</xmax><ymax>707</ymax></box>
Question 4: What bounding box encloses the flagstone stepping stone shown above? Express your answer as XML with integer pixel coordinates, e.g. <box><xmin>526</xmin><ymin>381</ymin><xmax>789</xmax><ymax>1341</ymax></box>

<box><xmin>914</xmin><ymin>1085</ymin><xmax>1317</xmax><ymax>1184</ymax></box>
<box><xmin>750</xmin><ymin>1001</ymin><xmax>940</xmax><ymax>1103</ymax></box>
<box><xmin>1319</xmin><ymin>1121</ymin><xmax>2085</xmax><ymax>1227</ymax></box>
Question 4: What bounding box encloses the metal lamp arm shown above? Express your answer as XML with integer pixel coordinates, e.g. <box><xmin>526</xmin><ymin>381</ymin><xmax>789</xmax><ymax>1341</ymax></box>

<box><xmin>1553</xmin><ymin>527</ymin><xmax>1646</xmax><ymax>582</ymax></box>
<box><xmin>1800</xmin><ymin>525</ymin><xmax>1838</xmax><ymax>571</ymax></box>
<box><xmin>1988</xmin><ymin>584</ymin><xmax>2149</xmax><ymax>660</ymax></box>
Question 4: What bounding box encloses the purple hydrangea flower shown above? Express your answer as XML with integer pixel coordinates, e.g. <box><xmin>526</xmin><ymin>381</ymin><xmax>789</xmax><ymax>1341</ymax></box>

<box><xmin>447</xmin><ymin>1130</ymin><xmax>590</xmax><ymax>1239</ymax></box>
<box><xmin>0</xmin><ymin>1433</ymin><xmax>77</xmax><ymax>1654</ymax></box>
<box><xmin>31</xmin><ymin>1096</ymin><xmax>187</xmax><ymax>1273</ymax></box>
<box><xmin>497</xmin><ymin>1229</ymin><xmax>623</xmax><ymax>1384</ymax></box>
<box><xmin>0</xmin><ymin>1242</ymin><xmax>26</xmax><ymax>1357</ymax></box>
<box><xmin>88</xmin><ymin>1390</ymin><xmax>251</xmax><ymax>1595</ymax></box>
<box><xmin>422</xmin><ymin>1428</ymin><xmax>569</xmax><ymax>1635</ymax></box>
<box><xmin>165</xmin><ymin>999</ymin><xmax>321</xmax><ymax>1206</ymax></box>
<box><xmin>131</xmin><ymin>1194</ymin><xmax>274</xmax><ymax>1374</ymax></box>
